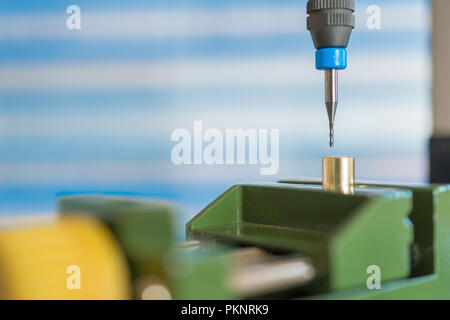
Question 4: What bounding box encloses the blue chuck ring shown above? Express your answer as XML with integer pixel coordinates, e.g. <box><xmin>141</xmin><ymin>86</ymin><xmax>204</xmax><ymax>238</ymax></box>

<box><xmin>316</xmin><ymin>47</ymin><xmax>347</xmax><ymax>70</ymax></box>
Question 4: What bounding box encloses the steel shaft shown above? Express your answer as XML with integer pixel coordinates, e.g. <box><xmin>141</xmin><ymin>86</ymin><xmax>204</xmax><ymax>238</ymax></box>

<box><xmin>325</xmin><ymin>69</ymin><xmax>338</xmax><ymax>147</ymax></box>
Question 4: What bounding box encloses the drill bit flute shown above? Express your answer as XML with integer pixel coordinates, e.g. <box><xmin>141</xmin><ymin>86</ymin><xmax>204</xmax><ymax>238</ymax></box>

<box><xmin>306</xmin><ymin>0</ymin><xmax>355</xmax><ymax>148</ymax></box>
<box><xmin>325</xmin><ymin>69</ymin><xmax>338</xmax><ymax>147</ymax></box>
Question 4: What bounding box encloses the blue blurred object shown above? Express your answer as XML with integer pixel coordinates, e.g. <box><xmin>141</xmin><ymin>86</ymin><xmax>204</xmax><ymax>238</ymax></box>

<box><xmin>315</xmin><ymin>47</ymin><xmax>347</xmax><ymax>70</ymax></box>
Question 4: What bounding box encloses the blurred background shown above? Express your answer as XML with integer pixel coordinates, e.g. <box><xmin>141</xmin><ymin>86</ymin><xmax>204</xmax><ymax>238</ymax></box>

<box><xmin>0</xmin><ymin>0</ymin><xmax>430</xmax><ymax>232</ymax></box>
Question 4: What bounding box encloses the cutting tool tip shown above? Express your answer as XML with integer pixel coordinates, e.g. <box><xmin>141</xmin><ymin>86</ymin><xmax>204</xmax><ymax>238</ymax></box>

<box><xmin>329</xmin><ymin>123</ymin><xmax>334</xmax><ymax>148</ymax></box>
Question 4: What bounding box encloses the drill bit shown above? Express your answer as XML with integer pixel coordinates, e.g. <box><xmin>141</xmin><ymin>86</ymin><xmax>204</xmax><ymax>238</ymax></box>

<box><xmin>325</xmin><ymin>69</ymin><xmax>338</xmax><ymax>148</ymax></box>
<box><xmin>329</xmin><ymin>122</ymin><xmax>334</xmax><ymax>148</ymax></box>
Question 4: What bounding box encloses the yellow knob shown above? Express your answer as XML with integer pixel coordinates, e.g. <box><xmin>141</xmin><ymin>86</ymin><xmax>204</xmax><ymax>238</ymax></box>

<box><xmin>0</xmin><ymin>217</ymin><xmax>130</xmax><ymax>300</ymax></box>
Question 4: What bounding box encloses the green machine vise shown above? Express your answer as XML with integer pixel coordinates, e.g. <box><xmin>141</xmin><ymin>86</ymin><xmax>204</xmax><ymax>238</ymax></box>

<box><xmin>187</xmin><ymin>181</ymin><xmax>450</xmax><ymax>299</ymax></box>
<box><xmin>57</xmin><ymin>194</ymin><xmax>235</xmax><ymax>300</ymax></box>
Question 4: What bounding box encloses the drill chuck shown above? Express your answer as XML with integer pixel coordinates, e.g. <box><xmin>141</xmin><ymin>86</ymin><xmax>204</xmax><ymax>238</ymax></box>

<box><xmin>306</xmin><ymin>0</ymin><xmax>355</xmax><ymax>147</ymax></box>
<box><xmin>307</xmin><ymin>0</ymin><xmax>355</xmax><ymax>70</ymax></box>
<box><xmin>307</xmin><ymin>0</ymin><xmax>355</xmax><ymax>50</ymax></box>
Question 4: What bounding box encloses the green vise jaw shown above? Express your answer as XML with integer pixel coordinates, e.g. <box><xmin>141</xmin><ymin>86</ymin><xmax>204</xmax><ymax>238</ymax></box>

<box><xmin>165</xmin><ymin>247</ymin><xmax>236</xmax><ymax>300</ymax></box>
<box><xmin>58</xmin><ymin>195</ymin><xmax>176</xmax><ymax>280</ymax></box>
<box><xmin>187</xmin><ymin>183</ymin><xmax>414</xmax><ymax>293</ymax></box>
<box><xmin>276</xmin><ymin>180</ymin><xmax>450</xmax><ymax>300</ymax></box>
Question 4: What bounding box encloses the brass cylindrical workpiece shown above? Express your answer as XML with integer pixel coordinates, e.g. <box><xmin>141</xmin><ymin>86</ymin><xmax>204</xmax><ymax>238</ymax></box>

<box><xmin>322</xmin><ymin>156</ymin><xmax>355</xmax><ymax>194</ymax></box>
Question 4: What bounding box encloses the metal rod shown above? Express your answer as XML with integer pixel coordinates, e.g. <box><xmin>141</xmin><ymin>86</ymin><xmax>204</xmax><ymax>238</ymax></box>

<box><xmin>174</xmin><ymin>240</ymin><xmax>202</xmax><ymax>252</ymax></box>
<box><xmin>228</xmin><ymin>257</ymin><xmax>315</xmax><ymax>298</ymax></box>
<box><xmin>226</xmin><ymin>247</ymin><xmax>271</xmax><ymax>266</ymax></box>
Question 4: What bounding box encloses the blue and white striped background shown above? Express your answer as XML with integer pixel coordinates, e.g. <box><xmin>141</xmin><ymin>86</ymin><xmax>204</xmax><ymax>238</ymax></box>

<box><xmin>0</xmin><ymin>0</ymin><xmax>430</xmax><ymax>226</ymax></box>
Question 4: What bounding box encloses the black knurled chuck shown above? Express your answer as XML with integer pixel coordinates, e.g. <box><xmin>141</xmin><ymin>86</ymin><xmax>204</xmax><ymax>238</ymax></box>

<box><xmin>307</xmin><ymin>0</ymin><xmax>355</xmax><ymax>49</ymax></box>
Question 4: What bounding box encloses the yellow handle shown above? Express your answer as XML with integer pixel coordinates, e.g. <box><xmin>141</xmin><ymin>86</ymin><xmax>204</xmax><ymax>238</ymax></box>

<box><xmin>0</xmin><ymin>216</ymin><xmax>130</xmax><ymax>300</ymax></box>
